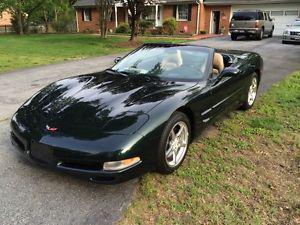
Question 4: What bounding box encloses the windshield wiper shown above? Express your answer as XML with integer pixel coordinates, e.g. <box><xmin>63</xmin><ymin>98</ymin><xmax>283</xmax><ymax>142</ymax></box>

<box><xmin>106</xmin><ymin>69</ymin><xmax>128</xmax><ymax>77</ymax></box>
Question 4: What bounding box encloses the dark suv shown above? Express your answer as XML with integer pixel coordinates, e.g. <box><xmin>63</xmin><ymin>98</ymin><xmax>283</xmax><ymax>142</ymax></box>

<box><xmin>229</xmin><ymin>10</ymin><xmax>274</xmax><ymax>40</ymax></box>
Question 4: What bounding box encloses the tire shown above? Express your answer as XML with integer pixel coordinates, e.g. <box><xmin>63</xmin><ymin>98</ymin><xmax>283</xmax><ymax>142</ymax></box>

<box><xmin>157</xmin><ymin>112</ymin><xmax>191</xmax><ymax>174</ymax></box>
<box><xmin>231</xmin><ymin>34</ymin><xmax>237</xmax><ymax>41</ymax></box>
<box><xmin>240</xmin><ymin>74</ymin><xmax>259</xmax><ymax>110</ymax></box>
<box><xmin>268</xmin><ymin>27</ymin><xmax>274</xmax><ymax>38</ymax></box>
<box><xmin>282</xmin><ymin>40</ymin><xmax>287</xmax><ymax>44</ymax></box>
<box><xmin>257</xmin><ymin>29</ymin><xmax>264</xmax><ymax>40</ymax></box>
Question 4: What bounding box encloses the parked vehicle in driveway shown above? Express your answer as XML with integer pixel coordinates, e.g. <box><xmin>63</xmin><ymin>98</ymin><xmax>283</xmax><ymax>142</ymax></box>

<box><xmin>10</xmin><ymin>44</ymin><xmax>263</xmax><ymax>183</ymax></box>
<box><xmin>230</xmin><ymin>10</ymin><xmax>274</xmax><ymax>40</ymax></box>
<box><xmin>282</xmin><ymin>20</ymin><xmax>300</xmax><ymax>44</ymax></box>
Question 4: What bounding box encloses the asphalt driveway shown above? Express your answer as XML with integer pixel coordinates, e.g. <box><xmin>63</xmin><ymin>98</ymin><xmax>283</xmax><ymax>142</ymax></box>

<box><xmin>0</xmin><ymin>36</ymin><xmax>299</xmax><ymax>225</ymax></box>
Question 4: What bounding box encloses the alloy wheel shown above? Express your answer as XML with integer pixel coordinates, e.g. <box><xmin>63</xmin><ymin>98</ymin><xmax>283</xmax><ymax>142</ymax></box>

<box><xmin>165</xmin><ymin>121</ymin><xmax>189</xmax><ymax>168</ymax></box>
<box><xmin>248</xmin><ymin>77</ymin><xmax>258</xmax><ymax>106</ymax></box>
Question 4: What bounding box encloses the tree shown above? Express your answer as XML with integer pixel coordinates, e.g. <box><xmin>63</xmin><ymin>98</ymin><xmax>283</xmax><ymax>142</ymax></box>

<box><xmin>121</xmin><ymin>0</ymin><xmax>156</xmax><ymax>41</ymax></box>
<box><xmin>0</xmin><ymin>0</ymin><xmax>44</xmax><ymax>35</ymax></box>
<box><xmin>96</xmin><ymin>0</ymin><xmax>115</xmax><ymax>38</ymax></box>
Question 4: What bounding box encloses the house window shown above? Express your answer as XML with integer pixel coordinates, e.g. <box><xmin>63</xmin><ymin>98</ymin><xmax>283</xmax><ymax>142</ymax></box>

<box><xmin>271</xmin><ymin>11</ymin><xmax>284</xmax><ymax>16</ymax></box>
<box><xmin>82</xmin><ymin>9</ymin><xmax>92</xmax><ymax>21</ymax></box>
<box><xmin>144</xmin><ymin>6</ymin><xmax>156</xmax><ymax>20</ymax></box>
<box><xmin>285</xmin><ymin>10</ymin><xmax>299</xmax><ymax>16</ymax></box>
<box><xmin>177</xmin><ymin>5</ymin><xmax>189</xmax><ymax>21</ymax></box>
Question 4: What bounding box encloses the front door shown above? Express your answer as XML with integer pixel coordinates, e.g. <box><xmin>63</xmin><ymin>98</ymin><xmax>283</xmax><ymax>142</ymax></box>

<box><xmin>211</xmin><ymin>11</ymin><xmax>220</xmax><ymax>34</ymax></box>
<box><xmin>157</xmin><ymin>6</ymin><xmax>163</xmax><ymax>27</ymax></box>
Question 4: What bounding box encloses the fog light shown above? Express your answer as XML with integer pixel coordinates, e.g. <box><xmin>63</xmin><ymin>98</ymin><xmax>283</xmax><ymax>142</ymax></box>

<box><xmin>103</xmin><ymin>157</ymin><xmax>141</xmax><ymax>171</ymax></box>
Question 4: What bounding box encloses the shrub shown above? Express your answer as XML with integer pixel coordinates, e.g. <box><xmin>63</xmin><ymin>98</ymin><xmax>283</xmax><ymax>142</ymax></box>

<box><xmin>163</xmin><ymin>17</ymin><xmax>177</xmax><ymax>35</ymax></box>
<box><xmin>115</xmin><ymin>23</ymin><xmax>130</xmax><ymax>34</ymax></box>
<box><xmin>200</xmin><ymin>30</ymin><xmax>206</xmax><ymax>34</ymax></box>
<box><xmin>139</xmin><ymin>20</ymin><xmax>154</xmax><ymax>35</ymax></box>
<box><xmin>149</xmin><ymin>27</ymin><xmax>163</xmax><ymax>35</ymax></box>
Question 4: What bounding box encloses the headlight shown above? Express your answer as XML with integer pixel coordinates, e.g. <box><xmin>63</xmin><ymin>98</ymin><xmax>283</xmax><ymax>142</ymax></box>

<box><xmin>103</xmin><ymin>157</ymin><xmax>141</xmax><ymax>171</ymax></box>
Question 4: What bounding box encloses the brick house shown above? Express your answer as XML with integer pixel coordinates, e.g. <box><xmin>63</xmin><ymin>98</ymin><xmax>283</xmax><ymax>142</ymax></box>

<box><xmin>74</xmin><ymin>0</ymin><xmax>300</xmax><ymax>35</ymax></box>
<box><xmin>0</xmin><ymin>10</ymin><xmax>12</xmax><ymax>26</ymax></box>
<box><xmin>74</xmin><ymin>0</ymin><xmax>206</xmax><ymax>35</ymax></box>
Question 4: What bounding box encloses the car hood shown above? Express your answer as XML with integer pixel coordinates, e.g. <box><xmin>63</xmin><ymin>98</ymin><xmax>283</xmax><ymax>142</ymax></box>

<box><xmin>286</xmin><ymin>27</ymin><xmax>300</xmax><ymax>32</ymax></box>
<box><xmin>18</xmin><ymin>71</ymin><xmax>196</xmax><ymax>135</ymax></box>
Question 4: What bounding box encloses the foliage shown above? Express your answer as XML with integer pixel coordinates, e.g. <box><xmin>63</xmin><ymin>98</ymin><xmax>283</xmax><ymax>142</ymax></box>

<box><xmin>139</xmin><ymin>20</ymin><xmax>154</xmax><ymax>35</ymax></box>
<box><xmin>163</xmin><ymin>17</ymin><xmax>177</xmax><ymax>35</ymax></box>
<box><xmin>0</xmin><ymin>0</ymin><xmax>75</xmax><ymax>34</ymax></box>
<box><xmin>149</xmin><ymin>27</ymin><xmax>163</xmax><ymax>35</ymax></box>
<box><xmin>120</xmin><ymin>0</ymin><xmax>156</xmax><ymax>41</ymax></box>
<box><xmin>115</xmin><ymin>23</ymin><xmax>130</xmax><ymax>34</ymax></box>
<box><xmin>96</xmin><ymin>0</ymin><xmax>115</xmax><ymax>38</ymax></box>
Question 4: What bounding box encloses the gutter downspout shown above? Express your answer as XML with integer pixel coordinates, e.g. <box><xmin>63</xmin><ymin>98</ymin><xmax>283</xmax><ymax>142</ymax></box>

<box><xmin>196</xmin><ymin>0</ymin><xmax>201</xmax><ymax>35</ymax></box>
<box><xmin>75</xmin><ymin>9</ymin><xmax>79</xmax><ymax>32</ymax></box>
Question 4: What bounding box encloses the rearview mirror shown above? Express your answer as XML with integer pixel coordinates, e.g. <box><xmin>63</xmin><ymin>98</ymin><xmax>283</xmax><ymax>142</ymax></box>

<box><xmin>114</xmin><ymin>57</ymin><xmax>122</xmax><ymax>64</ymax></box>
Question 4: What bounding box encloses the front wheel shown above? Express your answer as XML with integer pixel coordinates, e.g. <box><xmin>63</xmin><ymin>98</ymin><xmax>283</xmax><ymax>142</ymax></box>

<box><xmin>157</xmin><ymin>112</ymin><xmax>191</xmax><ymax>174</ymax></box>
<box><xmin>257</xmin><ymin>29</ymin><xmax>264</xmax><ymax>40</ymax></box>
<box><xmin>240</xmin><ymin>74</ymin><xmax>259</xmax><ymax>110</ymax></box>
<box><xmin>231</xmin><ymin>34</ymin><xmax>238</xmax><ymax>41</ymax></box>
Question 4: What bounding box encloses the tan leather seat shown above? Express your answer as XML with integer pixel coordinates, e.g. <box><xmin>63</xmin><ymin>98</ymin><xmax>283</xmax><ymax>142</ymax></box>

<box><xmin>213</xmin><ymin>53</ymin><xmax>224</xmax><ymax>76</ymax></box>
<box><xmin>161</xmin><ymin>50</ymin><xmax>183</xmax><ymax>71</ymax></box>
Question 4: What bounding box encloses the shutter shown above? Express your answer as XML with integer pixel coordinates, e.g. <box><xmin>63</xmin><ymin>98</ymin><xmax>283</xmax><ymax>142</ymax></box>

<box><xmin>173</xmin><ymin>5</ymin><xmax>177</xmax><ymax>18</ymax></box>
<box><xmin>82</xmin><ymin>9</ymin><xmax>85</xmax><ymax>21</ymax></box>
<box><xmin>188</xmin><ymin>5</ymin><xmax>192</xmax><ymax>21</ymax></box>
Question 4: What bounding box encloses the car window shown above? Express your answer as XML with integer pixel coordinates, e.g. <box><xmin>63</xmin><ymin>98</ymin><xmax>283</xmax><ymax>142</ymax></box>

<box><xmin>293</xmin><ymin>21</ymin><xmax>300</xmax><ymax>26</ymax></box>
<box><xmin>112</xmin><ymin>46</ymin><xmax>210</xmax><ymax>81</ymax></box>
<box><xmin>232</xmin><ymin>12</ymin><xmax>260</xmax><ymax>21</ymax></box>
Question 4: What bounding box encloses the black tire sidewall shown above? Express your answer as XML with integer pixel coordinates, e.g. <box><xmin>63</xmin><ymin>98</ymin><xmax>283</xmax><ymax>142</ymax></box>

<box><xmin>156</xmin><ymin>112</ymin><xmax>191</xmax><ymax>174</ymax></box>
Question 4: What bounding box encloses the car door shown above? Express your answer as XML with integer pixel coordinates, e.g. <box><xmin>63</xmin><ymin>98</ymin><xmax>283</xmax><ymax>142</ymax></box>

<box><xmin>263</xmin><ymin>12</ymin><xmax>271</xmax><ymax>32</ymax></box>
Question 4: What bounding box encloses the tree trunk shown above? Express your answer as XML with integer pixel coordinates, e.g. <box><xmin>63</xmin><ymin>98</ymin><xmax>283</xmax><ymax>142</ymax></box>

<box><xmin>17</xmin><ymin>10</ymin><xmax>24</xmax><ymax>35</ymax></box>
<box><xmin>43</xmin><ymin>10</ymin><xmax>49</xmax><ymax>33</ymax></box>
<box><xmin>130</xmin><ymin>16</ymin><xmax>137</xmax><ymax>41</ymax></box>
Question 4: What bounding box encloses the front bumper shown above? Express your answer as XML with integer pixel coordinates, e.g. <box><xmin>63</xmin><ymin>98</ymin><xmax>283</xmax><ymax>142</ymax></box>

<box><xmin>230</xmin><ymin>28</ymin><xmax>260</xmax><ymax>35</ymax></box>
<box><xmin>10</xmin><ymin>129</ymin><xmax>149</xmax><ymax>184</ymax></box>
<box><xmin>282</xmin><ymin>35</ymin><xmax>300</xmax><ymax>43</ymax></box>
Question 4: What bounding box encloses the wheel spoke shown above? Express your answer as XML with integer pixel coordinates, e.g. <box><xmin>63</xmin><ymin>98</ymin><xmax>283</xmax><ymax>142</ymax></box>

<box><xmin>176</xmin><ymin>126</ymin><xmax>184</xmax><ymax>137</ymax></box>
<box><xmin>170</xmin><ymin>130</ymin><xmax>176</xmax><ymax>140</ymax></box>
<box><xmin>166</xmin><ymin>146</ymin><xmax>173</xmax><ymax>158</ymax></box>
<box><xmin>172</xmin><ymin>150</ymin><xmax>177</xmax><ymax>165</ymax></box>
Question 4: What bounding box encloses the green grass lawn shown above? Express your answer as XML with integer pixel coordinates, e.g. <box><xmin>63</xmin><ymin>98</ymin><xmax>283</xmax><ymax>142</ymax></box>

<box><xmin>0</xmin><ymin>34</ymin><xmax>189</xmax><ymax>73</ymax></box>
<box><xmin>121</xmin><ymin>71</ymin><xmax>300</xmax><ymax>225</ymax></box>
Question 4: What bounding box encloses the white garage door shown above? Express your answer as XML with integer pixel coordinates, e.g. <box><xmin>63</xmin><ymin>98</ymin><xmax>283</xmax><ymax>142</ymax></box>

<box><xmin>231</xmin><ymin>4</ymin><xmax>300</xmax><ymax>35</ymax></box>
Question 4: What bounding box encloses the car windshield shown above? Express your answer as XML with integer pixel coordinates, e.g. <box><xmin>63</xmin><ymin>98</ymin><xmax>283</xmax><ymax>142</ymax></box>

<box><xmin>232</xmin><ymin>12</ymin><xmax>259</xmax><ymax>21</ymax></box>
<box><xmin>292</xmin><ymin>21</ymin><xmax>300</xmax><ymax>26</ymax></box>
<box><xmin>111</xmin><ymin>45</ymin><xmax>210</xmax><ymax>81</ymax></box>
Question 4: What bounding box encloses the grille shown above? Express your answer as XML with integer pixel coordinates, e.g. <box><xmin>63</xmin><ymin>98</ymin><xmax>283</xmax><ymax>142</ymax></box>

<box><xmin>290</xmin><ymin>31</ymin><xmax>300</xmax><ymax>36</ymax></box>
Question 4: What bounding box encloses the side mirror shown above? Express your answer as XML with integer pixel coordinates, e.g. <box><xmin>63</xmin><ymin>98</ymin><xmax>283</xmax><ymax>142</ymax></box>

<box><xmin>220</xmin><ymin>67</ymin><xmax>239</xmax><ymax>78</ymax></box>
<box><xmin>114</xmin><ymin>57</ymin><xmax>122</xmax><ymax>64</ymax></box>
<box><xmin>286</xmin><ymin>24</ymin><xmax>291</xmax><ymax>27</ymax></box>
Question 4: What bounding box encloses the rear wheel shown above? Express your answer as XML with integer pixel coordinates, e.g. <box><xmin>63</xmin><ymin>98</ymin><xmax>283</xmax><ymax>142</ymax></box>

<box><xmin>157</xmin><ymin>112</ymin><xmax>191</xmax><ymax>174</ymax></box>
<box><xmin>240</xmin><ymin>74</ymin><xmax>259</xmax><ymax>110</ymax></box>
<box><xmin>231</xmin><ymin>34</ymin><xmax>238</xmax><ymax>41</ymax></box>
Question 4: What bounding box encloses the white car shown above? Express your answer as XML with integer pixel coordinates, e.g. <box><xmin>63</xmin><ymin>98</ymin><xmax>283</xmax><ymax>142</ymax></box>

<box><xmin>282</xmin><ymin>20</ymin><xmax>300</xmax><ymax>44</ymax></box>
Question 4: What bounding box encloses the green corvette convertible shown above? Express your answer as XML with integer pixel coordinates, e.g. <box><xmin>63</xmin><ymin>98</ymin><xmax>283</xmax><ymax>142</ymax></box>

<box><xmin>10</xmin><ymin>43</ymin><xmax>263</xmax><ymax>183</ymax></box>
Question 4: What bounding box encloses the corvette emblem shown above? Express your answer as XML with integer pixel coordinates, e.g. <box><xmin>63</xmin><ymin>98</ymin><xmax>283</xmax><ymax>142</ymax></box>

<box><xmin>46</xmin><ymin>125</ymin><xmax>58</xmax><ymax>132</ymax></box>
